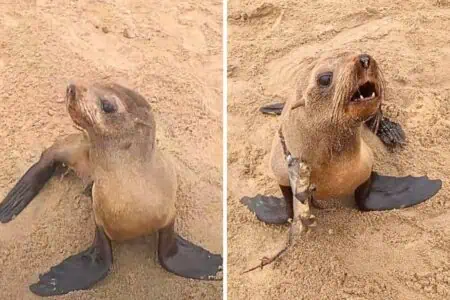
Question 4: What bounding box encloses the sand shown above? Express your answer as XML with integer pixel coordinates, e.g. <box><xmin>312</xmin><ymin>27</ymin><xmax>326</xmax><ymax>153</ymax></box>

<box><xmin>0</xmin><ymin>1</ymin><xmax>222</xmax><ymax>299</ymax></box>
<box><xmin>228</xmin><ymin>0</ymin><xmax>450</xmax><ymax>299</ymax></box>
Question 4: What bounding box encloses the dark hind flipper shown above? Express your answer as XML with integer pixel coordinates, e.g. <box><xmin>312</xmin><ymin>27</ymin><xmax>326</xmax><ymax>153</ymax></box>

<box><xmin>240</xmin><ymin>185</ymin><xmax>293</xmax><ymax>224</ymax></box>
<box><xmin>158</xmin><ymin>222</ymin><xmax>222</xmax><ymax>280</ymax></box>
<box><xmin>355</xmin><ymin>172</ymin><xmax>442</xmax><ymax>211</ymax></box>
<box><xmin>29</xmin><ymin>226</ymin><xmax>112</xmax><ymax>296</ymax></box>
<box><xmin>376</xmin><ymin>117</ymin><xmax>406</xmax><ymax>147</ymax></box>
<box><xmin>259</xmin><ymin>103</ymin><xmax>285</xmax><ymax>115</ymax></box>
<box><xmin>365</xmin><ymin>110</ymin><xmax>406</xmax><ymax>148</ymax></box>
<box><xmin>0</xmin><ymin>154</ymin><xmax>57</xmax><ymax>223</ymax></box>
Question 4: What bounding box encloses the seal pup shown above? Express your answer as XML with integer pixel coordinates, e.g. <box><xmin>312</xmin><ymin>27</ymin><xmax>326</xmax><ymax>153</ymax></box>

<box><xmin>241</xmin><ymin>52</ymin><xmax>442</xmax><ymax>224</ymax></box>
<box><xmin>0</xmin><ymin>83</ymin><xmax>222</xmax><ymax>296</ymax></box>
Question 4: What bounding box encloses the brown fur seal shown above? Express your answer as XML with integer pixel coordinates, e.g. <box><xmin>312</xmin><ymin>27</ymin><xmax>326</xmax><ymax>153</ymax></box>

<box><xmin>241</xmin><ymin>52</ymin><xmax>442</xmax><ymax>224</ymax></box>
<box><xmin>0</xmin><ymin>83</ymin><xmax>222</xmax><ymax>296</ymax></box>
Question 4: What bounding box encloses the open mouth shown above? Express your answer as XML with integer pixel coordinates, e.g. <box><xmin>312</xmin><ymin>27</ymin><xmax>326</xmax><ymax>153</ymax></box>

<box><xmin>350</xmin><ymin>81</ymin><xmax>377</xmax><ymax>103</ymax></box>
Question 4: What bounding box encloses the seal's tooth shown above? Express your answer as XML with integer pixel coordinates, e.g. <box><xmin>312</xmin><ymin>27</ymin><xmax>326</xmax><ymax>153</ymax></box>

<box><xmin>360</xmin><ymin>95</ymin><xmax>364</xmax><ymax>100</ymax></box>
<box><xmin>372</xmin><ymin>92</ymin><xmax>375</xmax><ymax>97</ymax></box>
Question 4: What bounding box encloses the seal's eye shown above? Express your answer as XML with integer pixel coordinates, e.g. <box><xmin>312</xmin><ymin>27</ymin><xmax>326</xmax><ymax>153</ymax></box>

<box><xmin>100</xmin><ymin>98</ymin><xmax>116</xmax><ymax>113</ymax></box>
<box><xmin>318</xmin><ymin>72</ymin><xmax>333</xmax><ymax>87</ymax></box>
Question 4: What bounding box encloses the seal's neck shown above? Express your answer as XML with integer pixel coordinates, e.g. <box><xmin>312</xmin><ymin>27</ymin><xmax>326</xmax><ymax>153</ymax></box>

<box><xmin>89</xmin><ymin>133</ymin><xmax>156</xmax><ymax>172</ymax></box>
<box><xmin>283</xmin><ymin>111</ymin><xmax>363</xmax><ymax>163</ymax></box>
<box><xmin>327</xmin><ymin>125</ymin><xmax>362</xmax><ymax>156</ymax></box>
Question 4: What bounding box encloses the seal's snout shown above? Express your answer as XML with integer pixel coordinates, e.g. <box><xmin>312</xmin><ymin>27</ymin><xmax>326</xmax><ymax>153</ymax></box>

<box><xmin>346</xmin><ymin>52</ymin><xmax>381</xmax><ymax>120</ymax></box>
<box><xmin>65</xmin><ymin>82</ymin><xmax>87</xmax><ymax>130</ymax></box>
<box><xmin>359</xmin><ymin>54</ymin><xmax>370</xmax><ymax>69</ymax></box>
<box><xmin>66</xmin><ymin>83</ymin><xmax>77</xmax><ymax>101</ymax></box>
<box><xmin>348</xmin><ymin>53</ymin><xmax>381</xmax><ymax>105</ymax></box>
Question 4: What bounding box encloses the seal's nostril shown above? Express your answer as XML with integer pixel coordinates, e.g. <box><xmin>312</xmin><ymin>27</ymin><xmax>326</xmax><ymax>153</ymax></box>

<box><xmin>66</xmin><ymin>84</ymin><xmax>76</xmax><ymax>98</ymax></box>
<box><xmin>359</xmin><ymin>54</ymin><xmax>370</xmax><ymax>69</ymax></box>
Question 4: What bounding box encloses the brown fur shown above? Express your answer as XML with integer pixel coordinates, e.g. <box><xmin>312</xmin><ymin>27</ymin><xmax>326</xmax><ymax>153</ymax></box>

<box><xmin>44</xmin><ymin>133</ymin><xmax>92</xmax><ymax>184</ymax></box>
<box><xmin>61</xmin><ymin>82</ymin><xmax>177</xmax><ymax>241</ymax></box>
<box><xmin>270</xmin><ymin>52</ymin><xmax>384</xmax><ymax>200</ymax></box>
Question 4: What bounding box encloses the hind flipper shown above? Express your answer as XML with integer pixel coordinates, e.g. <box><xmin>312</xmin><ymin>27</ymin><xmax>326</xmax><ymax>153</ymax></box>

<box><xmin>365</xmin><ymin>109</ymin><xmax>406</xmax><ymax>148</ymax></box>
<box><xmin>375</xmin><ymin>117</ymin><xmax>406</xmax><ymax>147</ymax></box>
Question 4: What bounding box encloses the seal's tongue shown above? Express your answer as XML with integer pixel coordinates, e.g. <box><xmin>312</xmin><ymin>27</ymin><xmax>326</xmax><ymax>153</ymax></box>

<box><xmin>351</xmin><ymin>81</ymin><xmax>376</xmax><ymax>102</ymax></box>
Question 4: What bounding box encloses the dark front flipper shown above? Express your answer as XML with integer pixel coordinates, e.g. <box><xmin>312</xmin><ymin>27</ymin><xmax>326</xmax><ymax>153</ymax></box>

<box><xmin>158</xmin><ymin>222</ymin><xmax>222</xmax><ymax>280</ymax></box>
<box><xmin>240</xmin><ymin>185</ymin><xmax>293</xmax><ymax>224</ymax></box>
<box><xmin>0</xmin><ymin>134</ymin><xmax>90</xmax><ymax>223</ymax></box>
<box><xmin>259</xmin><ymin>103</ymin><xmax>285</xmax><ymax>115</ymax></box>
<box><xmin>29</xmin><ymin>226</ymin><xmax>112</xmax><ymax>296</ymax></box>
<box><xmin>355</xmin><ymin>172</ymin><xmax>442</xmax><ymax>211</ymax></box>
<box><xmin>0</xmin><ymin>158</ymin><xmax>57</xmax><ymax>223</ymax></box>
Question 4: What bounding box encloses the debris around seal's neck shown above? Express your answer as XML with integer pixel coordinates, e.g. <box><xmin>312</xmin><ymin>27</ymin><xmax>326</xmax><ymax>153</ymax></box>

<box><xmin>241</xmin><ymin>155</ymin><xmax>316</xmax><ymax>274</ymax></box>
<box><xmin>288</xmin><ymin>156</ymin><xmax>317</xmax><ymax>229</ymax></box>
<box><xmin>279</xmin><ymin>126</ymin><xmax>316</xmax><ymax>227</ymax></box>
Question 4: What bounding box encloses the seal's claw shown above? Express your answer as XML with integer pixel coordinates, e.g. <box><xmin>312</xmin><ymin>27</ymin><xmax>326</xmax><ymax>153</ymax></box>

<box><xmin>355</xmin><ymin>172</ymin><xmax>442</xmax><ymax>211</ymax></box>
<box><xmin>240</xmin><ymin>195</ymin><xmax>291</xmax><ymax>224</ymax></box>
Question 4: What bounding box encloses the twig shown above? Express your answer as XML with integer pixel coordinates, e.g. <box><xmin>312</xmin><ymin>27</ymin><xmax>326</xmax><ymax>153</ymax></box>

<box><xmin>241</xmin><ymin>219</ymin><xmax>297</xmax><ymax>274</ymax></box>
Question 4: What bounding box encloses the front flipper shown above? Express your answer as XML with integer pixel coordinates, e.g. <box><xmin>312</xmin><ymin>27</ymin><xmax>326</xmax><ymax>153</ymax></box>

<box><xmin>259</xmin><ymin>103</ymin><xmax>284</xmax><ymax>115</ymax></box>
<box><xmin>240</xmin><ymin>185</ymin><xmax>293</xmax><ymax>224</ymax></box>
<box><xmin>0</xmin><ymin>133</ymin><xmax>90</xmax><ymax>223</ymax></box>
<box><xmin>29</xmin><ymin>226</ymin><xmax>112</xmax><ymax>296</ymax></box>
<box><xmin>0</xmin><ymin>156</ymin><xmax>57</xmax><ymax>223</ymax></box>
<box><xmin>355</xmin><ymin>172</ymin><xmax>442</xmax><ymax>211</ymax></box>
<box><xmin>158</xmin><ymin>222</ymin><xmax>222</xmax><ymax>280</ymax></box>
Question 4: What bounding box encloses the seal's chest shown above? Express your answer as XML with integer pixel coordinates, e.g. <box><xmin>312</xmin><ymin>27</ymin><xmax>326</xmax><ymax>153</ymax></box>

<box><xmin>311</xmin><ymin>152</ymin><xmax>372</xmax><ymax>200</ymax></box>
<box><xmin>92</xmin><ymin>183</ymin><xmax>174</xmax><ymax>241</ymax></box>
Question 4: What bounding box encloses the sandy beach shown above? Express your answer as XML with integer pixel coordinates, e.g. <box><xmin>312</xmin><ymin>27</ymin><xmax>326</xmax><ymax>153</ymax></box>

<box><xmin>0</xmin><ymin>1</ymin><xmax>222</xmax><ymax>299</ymax></box>
<box><xmin>228</xmin><ymin>0</ymin><xmax>450</xmax><ymax>299</ymax></box>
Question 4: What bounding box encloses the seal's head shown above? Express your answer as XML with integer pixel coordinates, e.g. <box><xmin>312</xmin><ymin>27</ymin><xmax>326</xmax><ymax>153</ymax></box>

<box><xmin>65</xmin><ymin>82</ymin><xmax>156</xmax><ymax>144</ymax></box>
<box><xmin>293</xmin><ymin>52</ymin><xmax>384</xmax><ymax>127</ymax></box>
